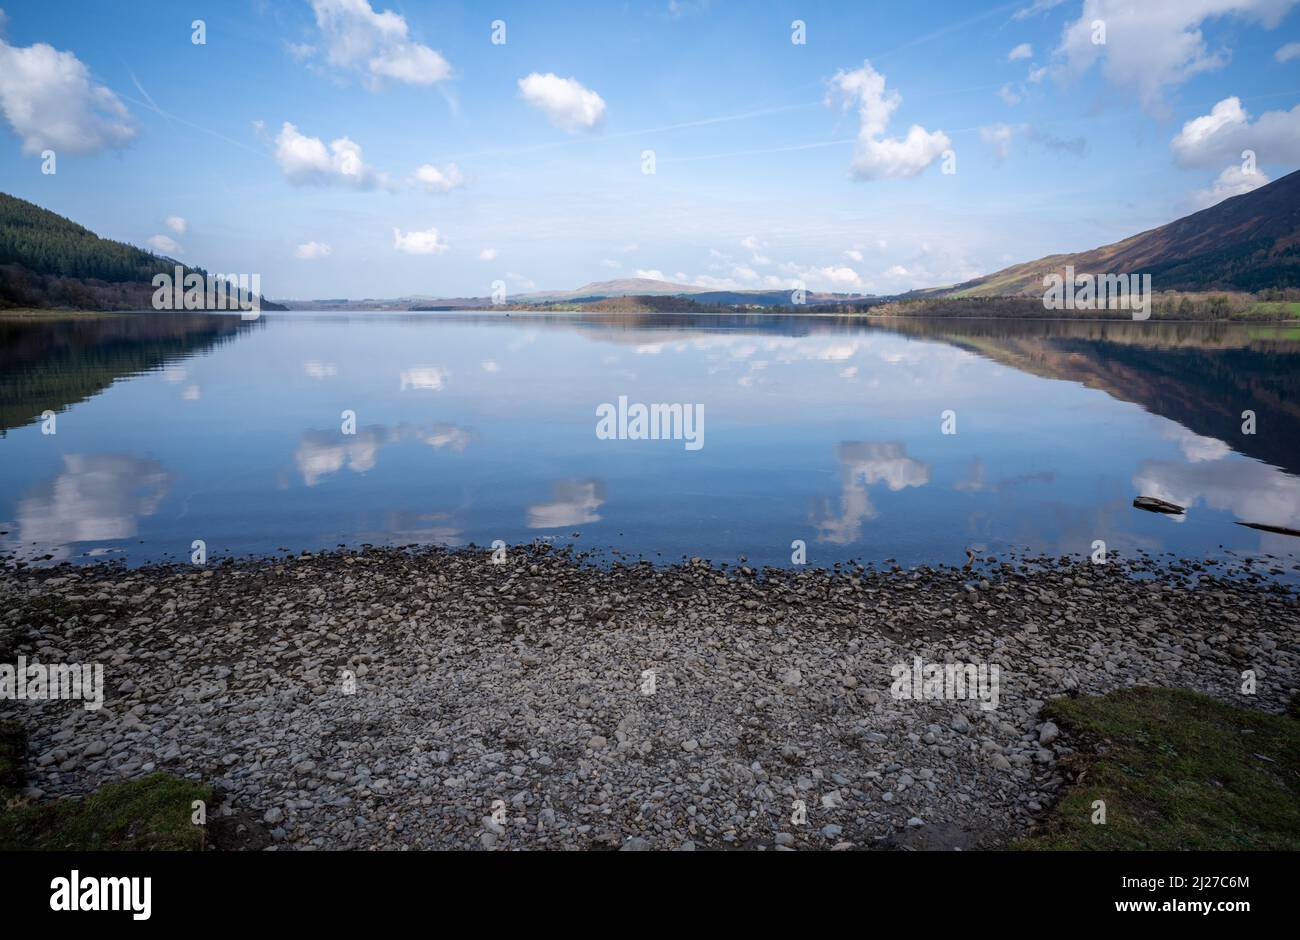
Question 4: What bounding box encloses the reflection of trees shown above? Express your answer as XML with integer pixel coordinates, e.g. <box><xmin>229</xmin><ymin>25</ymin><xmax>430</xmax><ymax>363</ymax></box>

<box><xmin>0</xmin><ymin>313</ymin><xmax>255</xmax><ymax>434</ymax></box>
<box><xmin>879</xmin><ymin>318</ymin><xmax>1300</xmax><ymax>475</ymax></box>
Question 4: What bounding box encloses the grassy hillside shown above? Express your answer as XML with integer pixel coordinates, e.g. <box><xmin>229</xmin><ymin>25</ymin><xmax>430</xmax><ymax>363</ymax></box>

<box><xmin>871</xmin><ymin>290</ymin><xmax>1300</xmax><ymax>320</ymax></box>
<box><xmin>936</xmin><ymin>168</ymin><xmax>1300</xmax><ymax>297</ymax></box>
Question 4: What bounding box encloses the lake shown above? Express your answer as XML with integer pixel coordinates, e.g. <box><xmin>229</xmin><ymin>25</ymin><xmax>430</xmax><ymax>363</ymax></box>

<box><xmin>2</xmin><ymin>311</ymin><xmax>1299</xmax><ymax>574</ymax></box>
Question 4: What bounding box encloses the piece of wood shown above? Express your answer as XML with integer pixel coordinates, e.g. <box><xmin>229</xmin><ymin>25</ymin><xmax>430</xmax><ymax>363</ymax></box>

<box><xmin>1133</xmin><ymin>496</ymin><xmax>1185</xmax><ymax>514</ymax></box>
<box><xmin>1236</xmin><ymin>521</ymin><xmax>1300</xmax><ymax>538</ymax></box>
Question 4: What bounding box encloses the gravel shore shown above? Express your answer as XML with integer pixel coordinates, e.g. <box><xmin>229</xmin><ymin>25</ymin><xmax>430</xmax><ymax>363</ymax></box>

<box><xmin>2</xmin><ymin>546</ymin><xmax>1297</xmax><ymax>850</ymax></box>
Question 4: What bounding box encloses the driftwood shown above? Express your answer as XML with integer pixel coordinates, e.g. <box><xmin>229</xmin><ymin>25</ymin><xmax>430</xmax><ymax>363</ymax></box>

<box><xmin>1133</xmin><ymin>496</ymin><xmax>1185</xmax><ymax>514</ymax></box>
<box><xmin>1236</xmin><ymin>521</ymin><xmax>1300</xmax><ymax>538</ymax></box>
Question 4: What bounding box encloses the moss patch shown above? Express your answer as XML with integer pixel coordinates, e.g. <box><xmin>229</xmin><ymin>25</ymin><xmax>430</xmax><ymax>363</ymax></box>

<box><xmin>1017</xmin><ymin>687</ymin><xmax>1300</xmax><ymax>850</ymax></box>
<box><xmin>0</xmin><ymin>720</ymin><xmax>25</xmax><ymax>797</ymax></box>
<box><xmin>0</xmin><ymin>773</ymin><xmax>212</xmax><ymax>851</ymax></box>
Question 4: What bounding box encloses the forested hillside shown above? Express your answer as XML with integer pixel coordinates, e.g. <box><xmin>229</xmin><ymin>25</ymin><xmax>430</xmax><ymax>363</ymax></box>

<box><xmin>0</xmin><ymin>192</ymin><xmax>283</xmax><ymax>310</ymax></box>
<box><xmin>0</xmin><ymin>192</ymin><xmax>187</xmax><ymax>283</ymax></box>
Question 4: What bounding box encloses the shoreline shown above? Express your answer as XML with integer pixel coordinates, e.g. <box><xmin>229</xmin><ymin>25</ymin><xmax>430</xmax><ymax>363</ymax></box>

<box><xmin>2</xmin><ymin>545</ymin><xmax>1296</xmax><ymax>850</ymax></box>
<box><xmin>6</xmin><ymin>305</ymin><xmax>1300</xmax><ymax>325</ymax></box>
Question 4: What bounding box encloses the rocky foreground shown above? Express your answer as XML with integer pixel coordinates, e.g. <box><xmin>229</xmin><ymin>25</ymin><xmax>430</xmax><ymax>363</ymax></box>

<box><xmin>1</xmin><ymin>546</ymin><xmax>1297</xmax><ymax>850</ymax></box>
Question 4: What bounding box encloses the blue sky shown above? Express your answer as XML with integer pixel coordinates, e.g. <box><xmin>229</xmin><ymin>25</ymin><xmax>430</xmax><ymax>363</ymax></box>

<box><xmin>0</xmin><ymin>0</ymin><xmax>1297</xmax><ymax>300</ymax></box>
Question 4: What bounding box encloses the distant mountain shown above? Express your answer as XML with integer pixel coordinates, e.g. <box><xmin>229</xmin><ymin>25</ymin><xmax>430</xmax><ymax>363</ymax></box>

<box><xmin>318</xmin><ymin>277</ymin><xmax>873</xmax><ymax>312</ymax></box>
<box><xmin>932</xmin><ymin>168</ymin><xmax>1300</xmax><ymax>297</ymax></box>
<box><xmin>520</xmin><ymin>279</ymin><xmax>867</xmax><ymax>306</ymax></box>
<box><xmin>0</xmin><ymin>192</ymin><xmax>284</xmax><ymax>311</ymax></box>
<box><xmin>520</xmin><ymin>277</ymin><xmax>703</xmax><ymax>300</ymax></box>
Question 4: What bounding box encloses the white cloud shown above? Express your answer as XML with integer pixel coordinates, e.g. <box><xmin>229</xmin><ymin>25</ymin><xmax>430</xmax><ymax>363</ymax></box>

<box><xmin>295</xmin><ymin>427</ymin><xmax>391</xmax><ymax>486</ymax></box>
<box><xmin>980</xmin><ymin>122</ymin><xmax>1015</xmax><ymax>159</ymax></box>
<box><xmin>844</xmin><ymin>249</ymin><xmax>864</xmax><ymax>262</ymax></box>
<box><xmin>517</xmin><ymin>72</ymin><xmax>607</xmax><ymax>132</ymax></box>
<box><xmin>1013</xmin><ymin>0</ymin><xmax>1065</xmax><ymax>19</ymax></box>
<box><xmin>304</xmin><ymin>360</ymin><xmax>337</xmax><ymax>378</ymax></box>
<box><xmin>768</xmin><ymin>263</ymin><xmax>867</xmax><ymax>292</ymax></box>
<box><xmin>815</xmin><ymin>442</ymin><xmax>931</xmax><ymax>544</ymax></box>
<box><xmin>412</xmin><ymin>162</ymin><xmax>465</xmax><ymax>193</ymax></box>
<box><xmin>635</xmin><ymin>269</ymin><xmax>668</xmax><ymax>281</ymax></box>
<box><xmin>998</xmin><ymin>83</ymin><xmax>1022</xmax><ymax>106</ymax></box>
<box><xmin>1008</xmin><ymin>43</ymin><xmax>1033</xmax><ymax>61</ymax></box>
<box><xmin>1134</xmin><ymin>455</ymin><xmax>1300</xmax><ymax>529</ymax></box>
<box><xmin>399</xmin><ymin>366</ymin><xmax>448</xmax><ymax>390</ymax></box>
<box><xmin>274</xmin><ymin>122</ymin><xmax>378</xmax><ymax>188</ymax></box>
<box><xmin>740</xmin><ymin>235</ymin><xmax>771</xmax><ymax>264</ymax></box>
<box><xmin>478</xmin><ymin>247</ymin><xmax>497</xmax><ymax>261</ymax></box>
<box><xmin>420</xmin><ymin>424</ymin><xmax>472</xmax><ymax>452</ymax></box>
<box><xmin>527</xmin><ymin>479</ymin><xmax>606</xmax><ymax>529</ymax></box>
<box><xmin>285</xmin><ymin>41</ymin><xmax>316</xmax><ymax>63</ymax></box>
<box><xmin>308</xmin><ymin>0</ymin><xmax>451</xmax><ymax>89</ymax></box>
<box><xmin>827</xmin><ymin>61</ymin><xmax>950</xmax><ymax>180</ymax></box>
<box><xmin>1164</xmin><ymin>426</ymin><xmax>1230</xmax><ymax>463</ymax></box>
<box><xmin>1278</xmin><ymin>41</ymin><xmax>1300</xmax><ymax>62</ymax></box>
<box><xmin>4</xmin><ymin>455</ymin><xmax>170</xmax><ymax>553</ymax></box>
<box><xmin>808</xmin><ymin>266</ymin><xmax>863</xmax><ymax>290</ymax></box>
<box><xmin>295</xmin><ymin>241</ymin><xmax>333</xmax><ymax>260</ymax></box>
<box><xmin>1170</xmin><ymin>96</ymin><xmax>1300</xmax><ymax>167</ymax></box>
<box><xmin>0</xmin><ymin>29</ymin><xmax>136</xmax><ymax>154</ymax></box>
<box><xmin>165</xmin><ymin>215</ymin><xmax>187</xmax><ymax>235</ymax></box>
<box><xmin>147</xmin><ymin>234</ymin><xmax>182</xmax><ymax>255</ymax></box>
<box><xmin>1055</xmin><ymin>0</ymin><xmax>1300</xmax><ymax>115</ymax></box>
<box><xmin>481</xmin><ymin>359</ymin><xmax>499</xmax><ymax>372</ymax></box>
<box><xmin>393</xmin><ymin>226</ymin><xmax>449</xmax><ymax>255</ymax></box>
<box><xmin>601</xmin><ymin>259</ymin><xmax>621</xmax><ymax>269</ymax></box>
<box><xmin>1189</xmin><ymin>163</ymin><xmax>1271</xmax><ymax>209</ymax></box>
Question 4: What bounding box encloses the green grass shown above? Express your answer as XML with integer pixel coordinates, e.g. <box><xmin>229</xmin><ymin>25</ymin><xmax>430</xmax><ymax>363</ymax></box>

<box><xmin>1017</xmin><ymin>688</ymin><xmax>1300</xmax><ymax>850</ymax></box>
<box><xmin>1245</xmin><ymin>301</ymin><xmax>1300</xmax><ymax>319</ymax></box>
<box><xmin>0</xmin><ymin>720</ymin><xmax>24</xmax><ymax>798</ymax></box>
<box><xmin>0</xmin><ymin>773</ymin><xmax>212</xmax><ymax>851</ymax></box>
<box><xmin>0</xmin><ymin>718</ymin><xmax>212</xmax><ymax>850</ymax></box>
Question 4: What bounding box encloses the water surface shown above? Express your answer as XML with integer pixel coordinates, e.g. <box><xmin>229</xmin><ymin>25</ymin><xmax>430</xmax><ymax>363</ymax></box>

<box><xmin>2</xmin><ymin>311</ymin><xmax>1299</xmax><ymax>574</ymax></box>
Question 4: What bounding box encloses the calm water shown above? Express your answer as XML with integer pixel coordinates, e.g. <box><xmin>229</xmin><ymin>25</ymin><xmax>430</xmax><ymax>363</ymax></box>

<box><xmin>2</xmin><ymin>311</ymin><xmax>1299</xmax><ymax>573</ymax></box>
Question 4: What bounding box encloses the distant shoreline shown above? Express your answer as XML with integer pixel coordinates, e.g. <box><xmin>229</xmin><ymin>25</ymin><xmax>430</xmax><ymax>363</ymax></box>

<box><xmin>7</xmin><ymin>306</ymin><xmax>1300</xmax><ymax>325</ymax></box>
